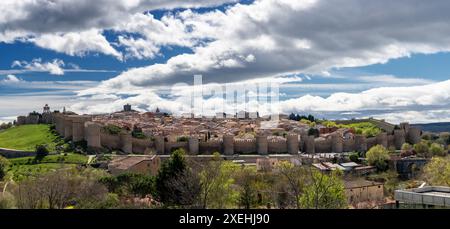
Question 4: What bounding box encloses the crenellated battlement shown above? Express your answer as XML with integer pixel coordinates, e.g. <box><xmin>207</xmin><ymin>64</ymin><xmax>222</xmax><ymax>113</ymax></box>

<box><xmin>41</xmin><ymin>112</ymin><xmax>424</xmax><ymax>155</ymax></box>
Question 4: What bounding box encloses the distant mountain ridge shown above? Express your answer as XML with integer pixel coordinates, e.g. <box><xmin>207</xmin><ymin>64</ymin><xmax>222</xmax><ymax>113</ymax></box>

<box><xmin>412</xmin><ymin>122</ymin><xmax>450</xmax><ymax>133</ymax></box>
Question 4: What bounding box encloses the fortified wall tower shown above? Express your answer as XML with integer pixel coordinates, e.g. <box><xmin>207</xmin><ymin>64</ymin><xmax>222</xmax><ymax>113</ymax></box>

<box><xmin>331</xmin><ymin>133</ymin><xmax>343</xmax><ymax>153</ymax></box>
<box><xmin>188</xmin><ymin>136</ymin><xmax>199</xmax><ymax>155</ymax></box>
<box><xmin>256</xmin><ymin>134</ymin><xmax>268</xmax><ymax>155</ymax></box>
<box><xmin>50</xmin><ymin>113</ymin><xmax>423</xmax><ymax>155</ymax></box>
<box><xmin>287</xmin><ymin>134</ymin><xmax>299</xmax><ymax>155</ymax></box>
<box><xmin>376</xmin><ymin>132</ymin><xmax>388</xmax><ymax>148</ymax></box>
<box><xmin>394</xmin><ymin>129</ymin><xmax>406</xmax><ymax>149</ymax></box>
<box><xmin>223</xmin><ymin>134</ymin><xmax>234</xmax><ymax>155</ymax></box>
<box><xmin>303</xmin><ymin>135</ymin><xmax>315</xmax><ymax>154</ymax></box>
<box><xmin>85</xmin><ymin>122</ymin><xmax>102</xmax><ymax>150</ymax></box>
<box><xmin>72</xmin><ymin>115</ymin><xmax>92</xmax><ymax>142</ymax></box>
<box><xmin>354</xmin><ymin>135</ymin><xmax>367</xmax><ymax>152</ymax></box>
<box><xmin>155</xmin><ymin>135</ymin><xmax>165</xmax><ymax>154</ymax></box>
<box><xmin>63</xmin><ymin>117</ymin><xmax>73</xmax><ymax>140</ymax></box>
<box><xmin>119</xmin><ymin>132</ymin><xmax>133</xmax><ymax>154</ymax></box>
<box><xmin>407</xmin><ymin>127</ymin><xmax>421</xmax><ymax>144</ymax></box>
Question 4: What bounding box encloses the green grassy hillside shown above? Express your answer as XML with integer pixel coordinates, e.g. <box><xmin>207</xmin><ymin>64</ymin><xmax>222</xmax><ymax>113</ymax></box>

<box><xmin>9</xmin><ymin>153</ymin><xmax>88</xmax><ymax>165</ymax></box>
<box><xmin>0</xmin><ymin>124</ymin><xmax>62</xmax><ymax>151</ymax></box>
<box><xmin>6</xmin><ymin>153</ymin><xmax>88</xmax><ymax>181</ymax></box>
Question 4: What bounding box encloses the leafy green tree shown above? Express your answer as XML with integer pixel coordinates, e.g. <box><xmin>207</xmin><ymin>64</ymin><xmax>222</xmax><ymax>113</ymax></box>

<box><xmin>129</xmin><ymin>174</ymin><xmax>156</xmax><ymax>198</ymax></box>
<box><xmin>349</xmin><ymin>153</ymin><xmax>359</xmax><ymax>163</ymax></box>
<box><xmin>103</xmin><ymin>124</ymin><xmax>123</xmax><ymax>135</ymax></box>
<box><xmin>414</xmin><ymin>141</ymin><xmax>430</xmax><ymax>158</ymax></box>
<box><xmin>366</xmin><ymin>145</ymin><xmax>390</xmax><ymax>171</ymax></box>
<box><xmin>13</xmin><ymin>169</ymin><xmax>110</xmax><ymax>209</ymax></box>
<box><xmin>423</xmin><ymin>156</ymin><xmax>450</xmax><ymax>186</ymax></box>
<box><xmin>302</xmin><ymin>120</ymin><xmax>316</xmax><ymax>128</ymax></box>
<box><xmin>0</xmin><ymin>191</ymin><xmax>15</xmax><ymax>209</ymax></box>
<box><xmin>101</xmin><ymin>173</ymin><xmax>156</xmax><ymax>198</ymax></box>
<box><xmin>321</xmin><ymin>120</ymin><xmax>337</xmax><ymax>128</ymax></box>
<box><xmin>430</xmin><ymin>143</ymin><xmax>446</xmax><ymax>157</ymax></box>
<box><xmin>236</xmin><ymin>167</ymin><xmax>258</xmax><ymax>209</ymax></box>
<box><xmin>155</xmin><ymin>149</ymin><xmax>187</xmax><ymax>205</ymax></box>
<box><xmin>307</xmin><ymin>128</ymin><xmax>319</xmax><ymax>137</ymax></box>
<box><xmin>199</xmin><ymin>158</ymin><xmax>239</xmax><ymax>209</ymax></box>
<box><xmin>300</xmin><ymin>170</ymin><xmax>346</xmax><ymax>209</ymax></box>
<box><xmin>401</xmin><ymin>143</ymin><xmax>412</xmax><ymax>152</ymax></box>
<box><xmin>35</xmin><ymin>144</ymin><xmax>49</xmax><ymax>159</ymax></box>
<box><xmin>198</xmin><ymin>153</ymin><xmax>222</xmax><ymax>208</ymax></box>
<box><xmin>0</xmin><ymin>155</ymin><xmax>10</xmax><ymax>181</ymax></box>
<box><xmin>276</xmin><ymin>161</ymin><xmax>308</xmax><ymax>209</ymax></box>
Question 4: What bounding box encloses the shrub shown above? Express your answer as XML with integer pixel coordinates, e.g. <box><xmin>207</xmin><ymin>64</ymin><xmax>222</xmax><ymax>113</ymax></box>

<box><xmin>366</xmin><ymin>145</ymin><xmax>390</xmax><ymax>171</ymax></box>
<box><xmin>308</xmin><ymin>128</ymin><xmax>319</xmax><ymax>137</ymax></box>
<box><xmin>388</xmin><ymin>146</ymin><xmax>396</xmax><ymax>154</ymax></box>
<box><xmin>349</xmin><ymin>153</ymin><xmax>359</xmax><ymax>163</ymax></box>
<box><xmin>132</xmin><ymin>131</ymin><xmax>146</xmax><ymax>139</ymax></box>
<box><xmin>413</xmin><ymin>141</ymin><xmax>430</xmax><ymax>158</ymax></box>
<box><xmin>35</xmin><ymin>144</ymin><xmax>49</xmax><ymax>159</ymax></box>
<box><xmin>301</xmin><ymin>119</ymin><xmax>316</xmax><ymax>127</ymax></box>
<box><xmin>177</xmin><ymin>136</ymin><xmax>189</xmax><ymax>142</ymax></box>
<box><xmin>103</xmin><ymin>125</ymin><xmax>123</xmax><ymax>135</ymax></box>
<box><xmin>401</xmin><ymin>143</ymin><xmax>412</xmax><ymax>152</ymax></box>
<box><xmin>430</xmin><ymin>143</ymin><xmax>446</xmax><ymax>157</ymax></box>
<box><xmin>0</xmin><ymin>156</ymin><xmax>10</xmax><ymax>181</ymax></box>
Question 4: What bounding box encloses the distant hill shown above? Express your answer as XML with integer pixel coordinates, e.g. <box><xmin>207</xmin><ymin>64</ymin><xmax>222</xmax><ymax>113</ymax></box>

<box><xmin>412</xmin><ymin>122</ymin><xmax>450</xmax><ymax>133</ymax></box>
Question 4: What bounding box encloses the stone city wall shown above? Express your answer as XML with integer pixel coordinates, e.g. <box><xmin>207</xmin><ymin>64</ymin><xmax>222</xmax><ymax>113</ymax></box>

<box><xmin>268</xmin><ymin>138</ymin><xmax>287</xmax><ymax>154</ymax></box>
<box><xmin>49</xmin><ymin>114</ymin><xmax>422</xmax><ymax>155</ymax></box>
<box><xmin>199</xmin><ymin>140</ymin><xmax>222</xmax><ymax>154</ymax></box>
<box><xmin>234</xmin><ymin>139</ymin><xmax>257</xmax><ymax>154</ymax></box>
<box><xmin>343</xmin><ymin>138</ymin><xmax>356</xmax><ymax>152</ymax></box>
<box><xmin>165</xmin><ymin>141</ymin><xmax>189</xmax><ymax>154</ymax></box>
<box><xmin>366</xmin><ymin>137</ymin><xmax>377</xmax><ymax>150</ymax></box>
<box><xmin>132</xmin><ymin>138</ymin><xmax>154</xmax><ymax>154</ymax></box>
<box><xmin>100</xmin><ymin>132</ymin><xmax>121</xmax><ymax>150</ymax></box>
<box><xmin>315</xmin><ymin>138</ymin><xmax>332</xmax><ymax>154</ymax></box>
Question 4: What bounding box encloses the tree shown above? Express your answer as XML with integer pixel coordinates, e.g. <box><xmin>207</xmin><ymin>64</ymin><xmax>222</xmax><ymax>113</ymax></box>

<box><xmin>288</xmin><ymin>113</ymin><xmax>296</xmax><ymax>121</ymax></box>
<box><xmin>155</xmin><ymin>149</ymin><xmax>187</xmax><ymax>205</ymax></box>
<box><xmin>129</xmin><ymin>174</ymin><xmax>156</xmax><ymax>198</ymax></box>
<box><xmin>13</xmin><ymin>169</ymin><xmax>110</xmax><ymax>209</ymax></box>
<box><xmin>423</xmin><ymin>156</ymin><xmax>450</xmax><ymax>186</ymax></box>
<box><xmin>100</xmin><ymin>173</ymin><xmax>156</xmax><ymax>198</ymax></box>
<box><xmin>437</xmin><ymin>133</ymin><xmax>450</xmax><ymax>145</ymax></box>
<box><xmin>199</xmin><ymin>159</ymin><xmax>239</xmax><ymax>209</ymax></box>
<box><xmin>35</xmin><ymin>144</ymin><xmax>49</xmax><ymax>159</ymax></box>
<box><xmin>166</xmin><ymin>168</ymin><xmax>202</xmax><ymax>208</ymax></box>
<box><xmin>430</xmin><ymin>143</ymin><xmax>446</xmax><ymax>157</ymax></box>
<box><xmin>198</xmin><ymin>153</ymin><xmax>222</xmax><ymax>208</ymax></box>
<box><xmin>349</xmin><ymin>153</ymin><xmax>359</xmax><ymax>163</ymax></box>
<box><xmin>236</xmin><ymin>167</ymin><xmax>258</xmax><ymax>209</ymax></box>
<box><xmin>307</xmin><ymin>128</ymin><xmax>319</xmax><ymax>137</ymax></box>
<box><xmin>366</xmin><ymin>145</ymin><xmax>390</xmax><ymax>171</ymax></box>
<box><xmin>0</xmin><ymin>156</ymin><xmax>9</xmax><ymax>181</ymax></box>
<box><xmin>300</xmin><ymin>170</ymin><xmax>347</xmax><ymax>209</ymax></box>
<box><xmin>276</xmin><ymin>161</ymin><xmax>308</xmax><ymax>209</ymax></box>
<box><xmin>401</xmin><ymin>143</ymin><xmax>412</xmax><ymax>153</ymax></box>
<box><xmin>0</xmin><ymin>191</ymin><xmax>15</xmax><ymax>209</ymax></box>
<box><xmin>413</xmin><ymin>141</ymin><xmax>430</xmax><ymax>158</ymax></box>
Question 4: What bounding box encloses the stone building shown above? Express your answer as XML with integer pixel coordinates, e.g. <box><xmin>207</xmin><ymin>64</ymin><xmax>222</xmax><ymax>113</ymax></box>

<box><xmin>345</xmin><ymin>180</ymin><xmax>384</xmax><ymax>206</ymax></box>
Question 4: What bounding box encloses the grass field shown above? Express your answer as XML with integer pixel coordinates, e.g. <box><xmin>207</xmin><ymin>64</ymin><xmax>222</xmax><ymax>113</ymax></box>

<box><xmin>7</xmin><ymin>163</ymin><xmax>78</xmax><ymax>181</ymax></box>
<box><xmin>0</xmin><ymin>124</ymin><xmax>63</xmax><ymax>151</ymax></box>
<box><xmin>7</xmin><ymin>153</ymin><xmax>88</xmax><ymax>181</ymax></box>
<box><xmin>9</xmin><ymin>153</ymin><xmax>88</xmax><ymax>165</ymax></box>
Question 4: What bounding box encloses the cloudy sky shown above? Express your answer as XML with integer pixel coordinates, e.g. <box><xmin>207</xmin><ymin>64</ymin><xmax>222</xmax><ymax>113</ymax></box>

<box><xmin>1</xmin><ymin>0</ymin><xmax>450</xmax><ymax>124</ymax></box>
